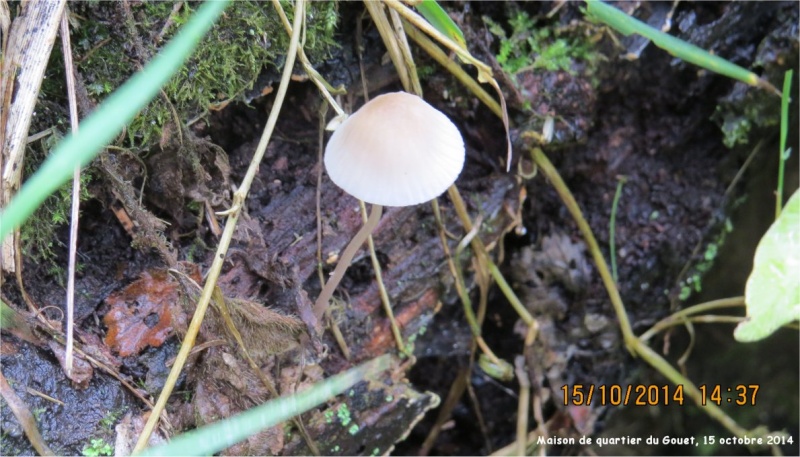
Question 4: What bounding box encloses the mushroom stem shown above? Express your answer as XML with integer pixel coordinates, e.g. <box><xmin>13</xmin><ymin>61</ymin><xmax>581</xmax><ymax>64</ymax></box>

<box><xmin>313</xmin><ymin>203</ymin><xmax>384</xmax><ymax>321</ymax></box>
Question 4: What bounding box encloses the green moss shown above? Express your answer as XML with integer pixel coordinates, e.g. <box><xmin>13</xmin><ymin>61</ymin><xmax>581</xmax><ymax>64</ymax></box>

<box><xmin>336</xmin><ymin>403</ymin><xmax>352</xmax><ymax>426</ymax></box>
<box><xmin>68</xmin><ymin>1</ymin><xmax>339</xmax><ymax>147</ymax></box>
<box><xmin>99</xmin><ymin>407</ymin><xmax>127</xmax><ymax>430</ymax></box>
<box><xmin>82</xmin><ymin>438</ymin><xmax>112</xmax><ymax>457</ymax></box>
<box><xmin>712</xmin><ymin>80</ymin><xmax>781</xmax><ymax>149</ymax></box>
<box><xmin>20</xmin><ymin>132</ymin><xmax>93</xmax><ymax>277</ymax></box>
<box><xmin>678</xmin><ymin>218</ymin><xmax>733</xmax><ymax>301</ymax></box>
<box><xmin>717</xmin><ymin>112</ymin><xmax>752</xmax><ymax>148</ymax></box>
<box><xmin>484</xmin><ymin>11</ymin><xmax>600</xmax><ymax>76</ymax></box>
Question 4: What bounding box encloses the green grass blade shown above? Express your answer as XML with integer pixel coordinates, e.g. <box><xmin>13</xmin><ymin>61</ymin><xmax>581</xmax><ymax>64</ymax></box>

<box><xmin>415</xmin><ymin>0</ymin><xmax>466</xmax><ymax>50</ymax></box>
<box><xmin>0</xmin><ymin>0</ymin><xmax>230</xmax><ymax>242</ymax></box>
<box><xmin>137</xmin><ymin>355</ymin><xmax>392</xmax><ymax>457</ymax></box>
<box><xmin>585</xmin><ymin>0</ymin><xmax>777</xmax><ymax>93</ymax></box>
<box><xmin>776</xmin><ymin>69</ymin><xmax>794</xmax><ymax>218</ymax></box>
<box><xmin>609</xmin><ymin>176</ymin><xmax>627</xmax><ymax>284</ymax></box>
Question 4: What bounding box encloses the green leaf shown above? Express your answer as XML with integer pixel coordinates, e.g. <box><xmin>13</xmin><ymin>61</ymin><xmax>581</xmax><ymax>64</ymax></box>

<box><xmin>415</xmin><ymin>0</ymin><xmax>466</xmax><ymax>50</ymax></box>
<box><xmin>734</xmin><ymin>189</ymin><xmax>800</xmax><ymax>342</ymax></box>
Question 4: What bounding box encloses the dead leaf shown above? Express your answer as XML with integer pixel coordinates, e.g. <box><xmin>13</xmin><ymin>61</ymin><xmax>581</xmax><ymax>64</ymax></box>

<box><xmin>103</xmin><ymin>270</ymin><xmax>181</xmax><ymax>357</ymax></box>
<box><xmin>192</xmin><ymin>345</ymin><xmax>285</xmax><ymax>456</ymax></box>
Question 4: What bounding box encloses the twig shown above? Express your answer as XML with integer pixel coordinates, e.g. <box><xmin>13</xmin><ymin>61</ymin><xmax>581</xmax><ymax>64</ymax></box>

<box><xmin>359</xmin><ymin>200</ymin><xmax>406</xmax><ymax>354</ymax></box>
<box><xmin>514</xmin><ymin>356</ymin><xmax>530</xmax><ymax>457</ymax></box>
<box><xmin>446</xmin><ymin>185</ymin><xmax>536</xmax><ymax>328</ymax></box>
<box><xmin>431</xmin><ymin>199</ymin><xmax>503</xmax><ymax>365</ymax></box>
<box><xmin>315</xmin><ymin>102</ymin><xmax>350</xmax><ymax>360</ymax></box>
<box><xmin>364</xmin><ymin>0</ymin><xmax>413</xmax><ymax>93</ymax></box>
<box><xmin>60</xmin><ymin>5</ymin><xmax>81</xmax><ymax>377</ymax></box>
<box><xmin>383</xmin><ymin>0</ymin><xmax>512</xmax><ymax>171</ymax></box>
<box><xmin>0</xmin><ymin>0</ymin><xmax>67</xmax><ymax>273</ymax></box>
<box><xmin>270</xmin><ymin>0</ymin><xmax>345</xmax><ymax>117</ymax></box>
<box><xmin>639</xmin><ymin>296</ymin><xmax>745</xmax><ymax>341</ymax></box>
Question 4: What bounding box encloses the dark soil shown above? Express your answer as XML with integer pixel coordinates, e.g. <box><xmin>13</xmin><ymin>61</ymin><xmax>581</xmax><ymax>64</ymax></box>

<box><xmin>1</xmin><ymin>1</ymin><xmax>798</xmax><ymax>456</ymax></box>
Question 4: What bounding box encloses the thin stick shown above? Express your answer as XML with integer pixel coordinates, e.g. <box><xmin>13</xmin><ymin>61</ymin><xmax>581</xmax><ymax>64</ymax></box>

<box><xmin>514</xmin><ymin>356</ymin><xmax>530</xmax><ymax>457</ymax></box>
<box><xmin>316</xmin><ymin>102</ymin><xmax>350</xmax><ymax>360</ymax></box>
<box><xmin>60</xmin><ymin>7</ymin><xmax>81</xmax><ymax>376</ymax></box>
<box><xmin>359</xmin><ymin>200</ymin><xmax>405</xmax><ymax>354</ymax></box>
<box><xmin>530</xmin><ymin>147</ymin><xmax>752</xmax><ymax>438</ymax></box>
<box><xmin>384</xmin><ymin>0</ymin><xmax>512</xmax><ymax>171</ymax></box>
<box><xmin>639</xmin><ymin>296</ymin><xmax>745</xmax><ymax>342</ymax></box>
<box><xmin>387</xmin><ymin>7</ymin><xmax>422</xmax><ymax>95</ymax></box>
<box><xmin>132</xmin><ymin>1</ymin><xmax>305</xmax><ymax>451</ymax></box>
<box><xmin>313</xmin><ymin>204</ymin><xmax>383</xmax><ymax>321</ymax></box>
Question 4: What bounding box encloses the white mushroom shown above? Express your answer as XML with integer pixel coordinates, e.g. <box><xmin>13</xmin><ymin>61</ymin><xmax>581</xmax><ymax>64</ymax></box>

<box><xmin>313</xmin><ymin>92</ymin><xmax>465</xmax><ymax>321</ymax></box>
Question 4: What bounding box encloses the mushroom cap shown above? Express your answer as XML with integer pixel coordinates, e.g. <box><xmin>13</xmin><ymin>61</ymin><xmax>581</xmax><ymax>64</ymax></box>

<box><xmin>324</xmin><ymin>92</ymin><xmax>465</xmax><ymax>207</ymax></box>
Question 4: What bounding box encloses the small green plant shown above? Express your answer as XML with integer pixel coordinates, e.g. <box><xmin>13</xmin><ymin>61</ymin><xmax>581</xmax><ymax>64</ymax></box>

<box><xmin>99</xmin><ymin>407</ymin><xmax>127</xmax><ymax>430</ymax></box>
<box><xmin>82</xmin><ymin>438</ymin><xmax>113</xmax><ymax>457</ymax></box>
<box><xmin>31</xmin><ymin>407</ymin><xmax>47</xmax><ymax>422</ymax></box>
<box><xmin>484</xmin><ymin>11</ymin><xmax>596</xmax><ymax>75</ymax></box>
<box><xmin>678</xmin><ymin>219</ymin><xmax>732</xmax><ymax>301</ymax></box>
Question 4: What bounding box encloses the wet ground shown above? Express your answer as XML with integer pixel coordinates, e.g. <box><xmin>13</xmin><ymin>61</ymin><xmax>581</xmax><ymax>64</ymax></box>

<box><xmin>1</xmin><ymin>1</ymin><xmax>798</xmax><ymax>456</ymax></box>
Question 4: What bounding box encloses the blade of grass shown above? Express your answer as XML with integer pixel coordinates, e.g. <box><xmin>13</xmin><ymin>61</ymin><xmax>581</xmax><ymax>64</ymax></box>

<box><xmin>0</xmin><ymin>0</ymin><xmax>229</xmax><ymax>242</ymax></box>
<box><xmin>775</xmin><ymin>69</ymin><xmax>793</xmax><ymax>218</ymax></box>
<box><xmin>585</xmin><ymin>0</ymin><xmax>779</xmax><ymax>94</ymax></box>
<box><xmin>609</xmin><ymin>175</ymin><xmax>627</xmax><ymax>284</ymax></box>
<box><xmin>137</xmin><ymin>355</ymin><xmax>392</xmax><ymax>457</ymax></box>
<box><xmin>414</xmin><ymin>0</ymin><xmax>466</xmax><ymax>50</ymax></box>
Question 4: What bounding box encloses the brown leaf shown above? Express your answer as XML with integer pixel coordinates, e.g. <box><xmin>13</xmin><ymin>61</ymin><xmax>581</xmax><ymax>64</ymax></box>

<box><xmin>103</xmin><ymin>270</ymin><xmax>180</xmax><ymax>357</ymax></box>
